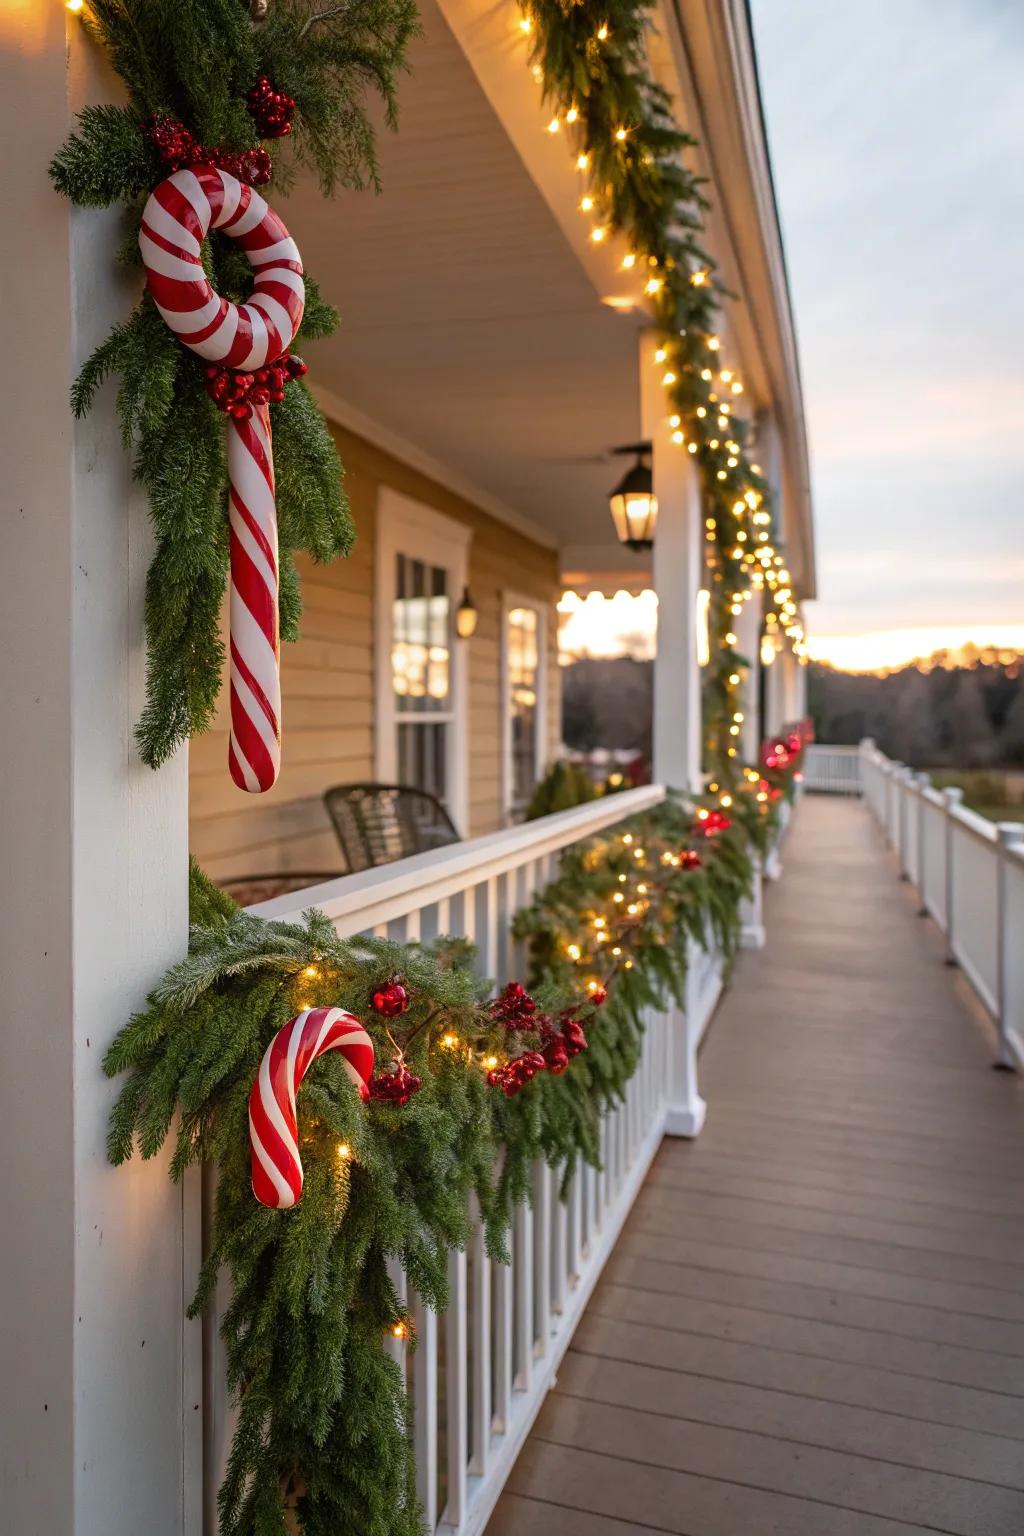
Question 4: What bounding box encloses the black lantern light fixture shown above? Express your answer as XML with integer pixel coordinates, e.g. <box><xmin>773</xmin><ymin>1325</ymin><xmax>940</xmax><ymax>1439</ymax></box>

<box><xmin>455</xmin><ymin>586</ymin><xmax>478</xmax><ymax>639</ymax></box>
<box><xmin>607</xmin><ymin>442</ymin><xmax>657</xmax><ymax>551</ymax></box>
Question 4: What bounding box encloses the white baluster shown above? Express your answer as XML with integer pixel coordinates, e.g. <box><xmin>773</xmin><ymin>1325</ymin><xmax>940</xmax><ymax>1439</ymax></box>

<box><xmin>512</xmin><ymin>1200</ymin><xmax>534</xmax><ymax>1393</ymax></box>
<box><xmin>444</xmin><ymin>1247</ymin><xmax>468</xmax><ymax>1529</ymax></box>
<box><xmin>468</xmin><ymin>1214</ymin><xmax>491</xmax><ymax>1476</ymax></box>
<box><xmin>532</xmin><ymin>1161</ymin><xmax>552</xmax><ymax>1351</ymax></box>
<box><xmin>411</xmin><ymin>1290</ymin><xmax>438</xmax><ymax>1530</ymax></box>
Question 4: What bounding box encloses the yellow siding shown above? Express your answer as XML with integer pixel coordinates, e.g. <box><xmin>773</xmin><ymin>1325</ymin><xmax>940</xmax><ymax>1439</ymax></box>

<box><xmin>189</xmin><ymin>423</ymin><xmax>561</xmax><ymax>883</ymax></box>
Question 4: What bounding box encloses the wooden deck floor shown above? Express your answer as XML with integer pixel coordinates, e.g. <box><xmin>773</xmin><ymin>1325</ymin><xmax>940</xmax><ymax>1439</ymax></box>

<box><xmin>487</xmin><ymin>795</ymin><xmax>1024</xmax><ymax>1536</ymax></box>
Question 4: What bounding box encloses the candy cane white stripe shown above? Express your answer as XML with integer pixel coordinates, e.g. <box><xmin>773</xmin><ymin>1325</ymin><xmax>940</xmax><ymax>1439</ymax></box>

<box><xmin>138</xmin><ymin>234</ymin><xmax>204</xmax><ymax>282</ymax></box>
<box><xmin>230</xmin><ymin>503</ymin><xmax>277</xmax><ymax>594</ymax></box>
<box><xmin>285</xmin><ymin>1011</ymin><xmax>309</xmax><ymax>1122</ymax></box>
<box><xmin>170</xmin><ymin>168</ymin><xmax>212</xmax><ymax>228</ymax></box>
<box><xmin>188</xmin><ymin>307</ymin><xmax>239</xmax><ymax>360</ymax></box>
<box><xmin>228</xmin><ymin>195</ymin><xmax>271</xmax><ymax>237</ymax></box>
<box><xmin>142</xmin><ymin>196</ymin><xmax>203</xmax><ymax>254</ymax></box>
<box><xmin>158</xmin><ymin>290</ymin><xmax>224</xmax><ymax>333</ymax></box>
<box><xmin>229</xmin><ymin>635</ymin><xmax>280</xmax><ymax>760</ymax></box>
<box><xmin>247</xmin><ymin>293</ymin><xmax>295</xmax><ymax>343</ymax></box>
<box><xmin>251</xmin><ymin>265</ymin><xmax>305</xmax><ymax>297</ymax></box>
<box><xmin>249</xmin><ymin>237</ymin><xmax>303</xmax><ymax>267</ymax></box>
<box><xmin>248</xmin><ymin>1114</ymin><xmax>294</xmax><ymax>1207</ymax></box>
<box><xmin>258</xmin><ymin>1046</ymin><xmax>300</xmax><ymax>1172</ymax></box>
<box><xmin>217</xmin><ymin>169</ymin><xmax>242</xmax><ymax>225</ymax></box>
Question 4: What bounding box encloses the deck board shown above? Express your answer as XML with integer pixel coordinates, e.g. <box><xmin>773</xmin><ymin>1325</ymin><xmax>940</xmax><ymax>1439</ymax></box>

<box><xmin>485</xmin><ymin>796</ymin><xmax>1024</xmax><ymax>1536</ymax></box>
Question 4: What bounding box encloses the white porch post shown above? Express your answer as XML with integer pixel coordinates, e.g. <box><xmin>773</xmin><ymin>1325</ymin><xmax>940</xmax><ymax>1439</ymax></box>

<box><xmin>640</xmin><ymin>333</ymin><xmax>707</xmax><ymax>1134</ymax></box>
<box><xmin>641</xmin><ymin>333</ymin><xmax>703</xmax><ymax>792</ymax></box>
<box><xmin>735</xmin><ymin>594</ymin><xmax>763</xmax><ymax>762</ymax></box>
<box><xmin>1</xmin><ymin>16</ymin><xmax>194</xmax><ymax>1536</ymax></box>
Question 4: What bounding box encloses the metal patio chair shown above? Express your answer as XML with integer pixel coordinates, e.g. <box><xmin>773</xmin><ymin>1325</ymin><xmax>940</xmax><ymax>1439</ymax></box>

<box><xmin>323</xmin><ymin>783</ymin><xmax>461</xmax><ymax>873</ymax></box>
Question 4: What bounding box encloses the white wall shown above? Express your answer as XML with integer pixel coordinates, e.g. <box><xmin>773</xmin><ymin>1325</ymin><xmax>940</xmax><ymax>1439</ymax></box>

<box><xmin>0</xmin><ymin>12</ymin><xmax>193</xmax><ymax>1533</ymax></box>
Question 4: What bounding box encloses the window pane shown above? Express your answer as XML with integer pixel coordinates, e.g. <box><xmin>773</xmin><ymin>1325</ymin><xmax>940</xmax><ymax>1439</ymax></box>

<box><xmin>508</xmin><ymin>606</ymin><xmax>541</xmax><ymax>812</ymax></box>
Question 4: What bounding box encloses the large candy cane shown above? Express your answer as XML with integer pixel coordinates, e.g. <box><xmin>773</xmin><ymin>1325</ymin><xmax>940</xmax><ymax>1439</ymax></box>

<box><xmin>249</xmin><ymin>1007</ymin><xmax>375</xmax><ymax>1209</ymax></box>
<box><xmin>139</xmin><ymin>166</ymin><xmax>305</xmax><ymax>792</ymax></box>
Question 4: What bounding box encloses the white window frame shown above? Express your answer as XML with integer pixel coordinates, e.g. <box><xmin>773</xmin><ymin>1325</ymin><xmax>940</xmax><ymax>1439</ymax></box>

<box><xmin>374</xmin><ymin>487</ymin><xmax>471</xmax><ymax>834</ymax></box>
<box><xmin>501</xmin><ymin>590</ymin><xmax>548</xmax><ymax>821</ymax></box>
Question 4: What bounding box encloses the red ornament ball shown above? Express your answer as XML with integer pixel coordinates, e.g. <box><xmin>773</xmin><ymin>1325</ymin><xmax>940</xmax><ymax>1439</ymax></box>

<box><xmin>680</xmin><ymin>849</ymin><xmax>701</xmax><ymax>870</ymax></box>
<box><xmin>369</xmin><ymin>1064</ymin><xmax>421</xmax><ymax>1106</ymax></box>
<box><xmin>371</xmin><ymin>980</ymin><xmax>409</xmax><ymax>1018</ymax></box>
<box><xmin>588</xmin><ymin>984</ymin><xmax>608</xmax><ymax>1007</ymax></box>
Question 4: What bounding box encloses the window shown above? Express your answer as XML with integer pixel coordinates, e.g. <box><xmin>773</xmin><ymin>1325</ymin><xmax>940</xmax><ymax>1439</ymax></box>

<box><xmin>375</xmin><ymin>491</ymin><xmax>470</xmax><ymax>831</ymax></box>
<box><xmin>503</xmin><ymin>596</ymin><xmax>546</xmax><ymax>819</ymax></box>
<box><xmin>392</xmin><ymin>554</ymin><xmax>451</xmax><ymax>803</ymax></box>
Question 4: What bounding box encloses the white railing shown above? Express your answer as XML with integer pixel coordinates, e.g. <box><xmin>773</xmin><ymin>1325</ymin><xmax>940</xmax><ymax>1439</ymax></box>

<box><xmin>205</xmin><ymin>785</ymin><xmax>728</xmax><ymax>1535</ymax></box>
<box><xmin>860</xmin><ymin>740</ymin><xmax>1024</xmax><ymax>1071</ymax></box>
<box><xmin>802</xmin><ymin>743</ymin><xmax>862</xmax><ymax>795</ymax></box>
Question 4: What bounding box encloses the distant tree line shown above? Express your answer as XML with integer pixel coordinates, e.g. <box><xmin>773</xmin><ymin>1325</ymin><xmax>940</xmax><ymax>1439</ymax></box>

<box><xmin>563</xmin><ymin>649</ymin><xmax>1024</xmax><ymax>773</ymax></box>
<box><xmin>808</xmin><ymin>651</ymin><xmax>1024</xmax><ymax>769</ymax></box>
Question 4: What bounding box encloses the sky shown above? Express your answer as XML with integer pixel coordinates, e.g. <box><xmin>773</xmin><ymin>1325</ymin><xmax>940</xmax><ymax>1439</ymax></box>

<box><xmin>748</xmin><ymin>0</ymin><xmax>1024</xmax><ymax>668</ymax></box>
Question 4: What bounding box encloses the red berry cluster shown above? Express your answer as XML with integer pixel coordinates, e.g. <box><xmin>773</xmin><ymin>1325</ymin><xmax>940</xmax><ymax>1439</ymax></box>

<box><xmin>202</xmin><ymin>354</ymin><xmax>308</xmax><ymax>420</ymax></box>
<box><xmin>369</xmin><ymin>1064</ymin><xmax>421</xmax><ymax>1107</ymax></box>
<box><xmin>487</xmin><ymin>1050</ymin><xmax>546</xmax><ymax>1097</ymax></box>
<box><xmin>370</xmin><ymin>980</ymin><xmax>410</xmax><ymax>1018</ymax></box>
<box><xmin>144</xmin><ymin>116</ymin><xmax>272</xmax><ymax>187</ymax></box>
<box><xmin>247</xmin><ymin>76</ymin><xmax>296</xmax><ymax>139</ymax></box>
<box><xmin>697</xmin><ymin>809</ymin><xmax>731</xmax><ymax>837</ymax></box>
<box><xmin>487</xmin><ymin>1012</ymin><xmax>588</xmax><ymax>1095</ymax></box>
<box><xmin>489</xmin><ymin>981</ymin><xmax>537</xmax><ymax>1031</ymax></box>
<box><xmin>588</xmin><ymin>984</ymin><xmax>608</xmax><ymax>1006</ymax></box>
<box><xmin>679</xmin><ymin>849</ymin><xmax>702</xmax><ymax>870</ymax></box>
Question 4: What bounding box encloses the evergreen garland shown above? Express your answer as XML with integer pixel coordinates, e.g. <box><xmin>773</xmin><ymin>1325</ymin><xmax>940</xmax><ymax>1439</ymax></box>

<box><xmin>105</xmin><ymin>788</ymin><xmax>791</xmax><ymax>1536</ymax></box>
<box><xmin>51</xmin><ymin>0</ymin><xmax>418</xmax><ymax>766</ymax></box>
<box><xmin>522</xmin><ymin>0</ymin><xmax>806</xmax><ymax>788</ymax></box>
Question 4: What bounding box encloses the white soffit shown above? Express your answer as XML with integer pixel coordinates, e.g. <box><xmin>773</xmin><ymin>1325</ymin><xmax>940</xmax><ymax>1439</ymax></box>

<box><xmin>278</xmin><ymin>0</ymin><xmax>645</xmax><ymax>553</ymax></box>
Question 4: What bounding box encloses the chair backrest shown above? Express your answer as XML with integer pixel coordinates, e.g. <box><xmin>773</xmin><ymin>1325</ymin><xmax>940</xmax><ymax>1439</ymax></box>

<box><xmin>323</xmin><ymin>783</ymin><xmax>461</xmax><ymax>873</ymax></box>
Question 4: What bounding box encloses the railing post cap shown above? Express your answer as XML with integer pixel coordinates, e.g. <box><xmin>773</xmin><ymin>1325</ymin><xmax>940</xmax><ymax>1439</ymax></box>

<box><xmin>943</xmin><ymin>786</ymin><xmax>965</xmax><ymax>805</ymax></box>
<box><xmin>996</xmin><ymin>821</ymin><xmax>1024</xmax><ymax>847</ymax></box>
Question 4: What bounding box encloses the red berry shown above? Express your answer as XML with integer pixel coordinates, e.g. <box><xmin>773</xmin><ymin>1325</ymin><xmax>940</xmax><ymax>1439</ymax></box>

<box><xmin>589</xmin><ymin>984</ymin><xmax>608</xmax><ymax>1006</ymax></box>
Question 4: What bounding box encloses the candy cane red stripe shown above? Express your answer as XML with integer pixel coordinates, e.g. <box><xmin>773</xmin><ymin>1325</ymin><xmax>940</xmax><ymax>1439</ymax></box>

<box><xmin>249</xmin><ymin>1008</ymin><xmax>375</xmax><ymax>1209</ymax></box>
<box><xmin>140</xmin><ymin>167</ymin><xmax>304</xmax><ymax>794</ymax></box>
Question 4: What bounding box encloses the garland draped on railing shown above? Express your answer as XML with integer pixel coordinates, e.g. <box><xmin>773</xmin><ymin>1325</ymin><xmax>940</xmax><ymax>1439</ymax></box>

<box><xmin>105</xmin><ymin>788</ymin><xmax>786</xmax><ymax>1536</ymax></box>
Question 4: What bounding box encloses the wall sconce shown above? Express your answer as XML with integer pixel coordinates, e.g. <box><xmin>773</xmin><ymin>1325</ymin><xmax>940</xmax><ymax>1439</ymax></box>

<box><xmin>608</xmin><ymin>443</ymin><xmax>657</xmax><ymax>551</ymax></box>
<box><xmin>455</xmin><ymin>587</ymin><xmax>478</xmax><ymax>639</ymax></box>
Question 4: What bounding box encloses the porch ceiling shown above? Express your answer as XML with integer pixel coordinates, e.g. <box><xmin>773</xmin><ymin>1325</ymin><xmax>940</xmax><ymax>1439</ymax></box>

<box><xmin>282</xmin><ymin>0</ymin><xmax>643</xmax><ymax>567</ymax></box>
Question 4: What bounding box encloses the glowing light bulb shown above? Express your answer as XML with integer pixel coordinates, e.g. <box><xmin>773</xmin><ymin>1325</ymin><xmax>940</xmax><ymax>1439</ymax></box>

<box><xmin>621</xmin><ymin>252</ymin><xmax>636</xmax><ymax>268</ymax></box>
<box><xmin>337</xmin><ymin>1143</ymin><xmax>351</xmax><ymax>1160</ymax></box>
<box><xmin>441</xmin><ymin>1032</ymin><xmax>459</xmax><ymax>1049</ymax></box>
<box><xmin>645</xmin><ymin>277</ymin><xmax>663</xmax><ymax>295</ymax></box>
<box><xmin>577</xmin><ymin>152</ymin><xmax>590</xmax><ymax>170</ymax></box>
<box><xmin>662</xmin><ymin>371</ymin><xmax>676</xmax><ymax>386</ymax></box>
<box><xmin>566</xmin><ymin>106</ymin><xmax>579</xmax><ymax>123</ymax></box>
<box><xmin>596</xmin><ymin>22</ymin><xmax>609</xmax><ymax>40</ymax></box>
<box><xmin>707</xmin><ymin>335</ymin><xmax>720</xmax><ymax>351</ymax></box>
<box><xmin>484</xmin><ymin>1055</ymin><xmax>499</xmax><ymax>1070</ymax></box>
<box><xmin>519</xmin><ymin>15</ymin><xmax>532</xmax><ymax>32</ymax></box>
<box><xmin>591</xmin><ymin>226</ymin><xmax>608</xmax><ymax>243</ymax></box>
<box><xmin>392</xmin><ymin>1322</ymin><xmax>409</xmax><ymax>1341</ymax></box>
<box><xmin>547</xmin><ymin>117</ymin><xmax>560</xmax><ymax>134</ymax></box>
<box><xmin>691</xmin><ymin>269</ymin><xmax>709</xmax><ymax>287</ymax></box>
<box><xmin>580</xmin><ymin>195</ymin><xmax>595</xmax><ymax>212</ymax></box>
<box><xmin>615</xmin><ymin>127</ymin><xmax>628</xmax><ymax>141</ymax></box>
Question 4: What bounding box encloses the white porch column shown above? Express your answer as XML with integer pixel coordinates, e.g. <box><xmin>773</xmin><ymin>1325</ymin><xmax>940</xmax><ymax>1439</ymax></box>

<box><xmin>640</xmin><ymin>333</ymin><xmax>707</xmax><ymax>1133</ymax></box>
<box><xmin>734</xmin><ymin>594</ymin><xmax>763</xmax><ymax>762</ymax></box>
<box><xmin>640</xmin><ymin>332</ymin><xmax>703</xmax><ymax>791</ymax></box>
<box><xmin>1</xmin><ymin>16</ymin><xmax>193</xmax><ymax>1536</ymax></box>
